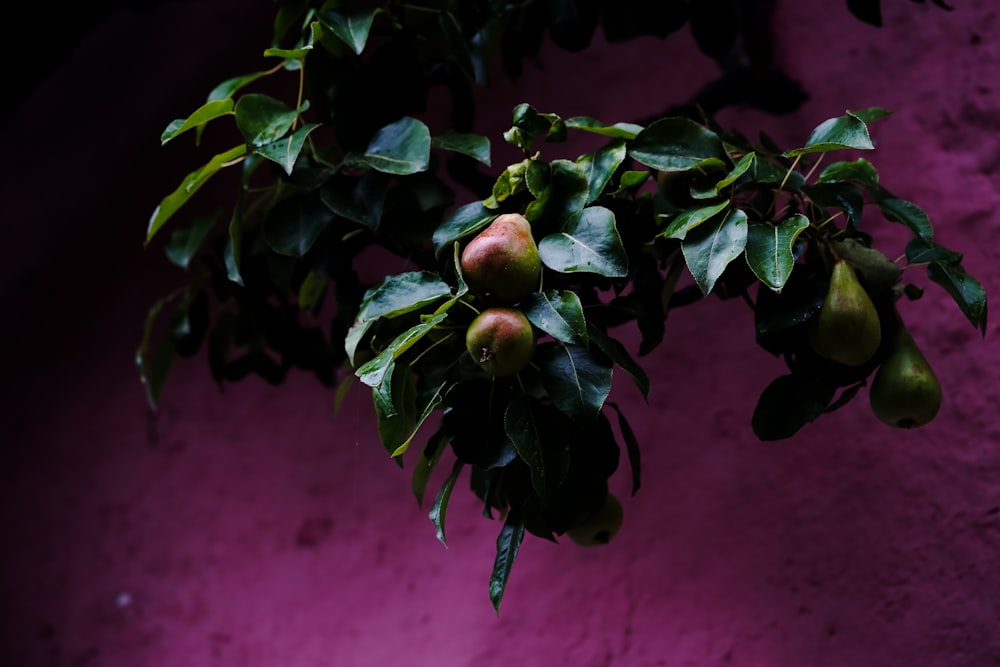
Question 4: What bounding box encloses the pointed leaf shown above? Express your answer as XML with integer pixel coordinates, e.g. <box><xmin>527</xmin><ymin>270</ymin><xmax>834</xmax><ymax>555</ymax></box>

<box><xmin>629</xmin><ymin>117</ymin><xmax>728</xmax><ymax>172</ymax></box>
<box><xmin>878</xmin><ymin>197</ymin><xmax>933</xmax><ymax>241</ymax></box>
<box><xmin>161</xmin><ymin>99</ymin><xmax>234</xmax><ymax>145</ymax></box>
<box><xmin>234</xmin><ymin>94</ymin><xmax>303</xmax><ymax>147</ymax></box>
<box><xmin>136</xmin><ymin>296</ymin><xmax>177</xmax><ymax>410</ymax></box>
<box><xmin>318</xmin><ymin>7</ymin><xmax>378</xmax><ymax>55</ymax></box>
<box><xmin>207</xmin><ymin>71</ymin><xmax>269</xmax><ymax>102</ymax></box>
<box><xmin>431</xmin><ymin>131</ymin><xmax>491</xmax><ymax>166</ymax></box>
<box><xmin>928</xmin><ymin>261</ymin><xmax>988</xmax><ymax>334</ymax></box>
<box><xmin>489</xmin><ymin>509</ymin><xmax>525</xmax><ymax>614</ymax></box>
<box><xmin>390</xmin><ymin>384</ymin><xmax>446</xmax><ymax>458</ymax></box>
<box><xmin>817</xmin><ymin>158</ymin><xmax>880</xmax><ymax>191</ymax></box>
<box><xmin>744</xmin><ymin>214</ymin><xmax>810</xmax><ymax>291</ymax></box>
<box><xmin>522</xmin><ymin>290</ymin><xmax>587</xmax><ymax>345</ymax></box>
<box><xmin>577</xmin><ymin>139</ymin><xmax>627</xmax><ymax>204</ymax></box>
<box><xmin>905</xmin><ymin>237</ymin><xmax>962</xmax><ymax>265</ymax></box>
<box><xmin>607</xmin><ymin>402</ymin><xmax>641</xmax><ymax>495</ymax></box>
<box><xmin>165</xmin><ymin>213</ymin><xmax>218</xmax><ymax>269</ymax></box>
<box><xmin>787</xmin><ymin>111</ymin><xmax>874</xmax><ymax>156</ymax></box>
<box><xmin>564</xmin><ymin>116</ymin><xmax>643</xmax><ymax>139</ymax></box>
<box><xmin>262</xmin><ymin>192</ymin><xmax>334</xmax><ymax>256</ymax></box>
<box><xmin>412</xmin><ymin>430</ymin><xmax>448</xmax><ymax>507</ymax></box>
<box><xmin>429</xmin><ymin>460</ymin><xmax>464</xmax><ymax>547</ymax></box>
<box><xmin>682</xmin><ymin>208</ymin><xmax>749</xmax><ymax>295</ymax></box>
<box><xmin>263</xmin><ymin>46</ymin><xmax>312</xmax><ymax>60</ymax></box>
<box><xmin>660</xmin><ymin>200</ymin><xmax>730</xmax><ymax>240</ymax></box>
<box><xmin>356</xmin><ymin>313</ymin><xmax>448</xmax><ymax>387</ymax></box>
<box><xmin>538</xmin><ymin>206</ymin><xmax>628</xmax><ymax>277</ymax></box>
<box><xmin>254</xmin><ymin>123</ymin><xmax>319</xmax><ymax>175</ymax></box>
<box><xmin>320</xmin><ymin>170</ymin><xmax>390</xmax><ymax>231</ymax></box>
<box><xmin>432</xmin><ymin>202</ymin><xmax>495</xmax><ymax>255</ymax></box>
<box><xmin>147</xmin><ymin>144</ymin><xmax>246</xmax><ymax>242</ymax></box>
<box><xmin>505</xmin><ymin>396</ymin><xmax>571</xmax><ymax>501</ymax></box>
<box><xmin>538</xmin><ymin>344</ymin><xmax>613</xmax><ymax>424</ymax></box>
<box><xmin>363</xmin><ymin>117</ymin><xmax>431</xmax><ymax>175</ymax></box>
<box><xmin>586</xmin><ymin>324</ymin><xmax>650</xmax><ymax>400</ymax></box>
<box><xmin>752</xmin><ymin>373</ymin><xmax>835</xmax><ymax>441</ymax></box>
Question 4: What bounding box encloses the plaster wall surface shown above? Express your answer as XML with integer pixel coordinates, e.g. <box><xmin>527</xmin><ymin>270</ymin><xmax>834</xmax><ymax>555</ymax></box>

<box><xmin>2</xmin><ymin>1</ymin><xmax>1000</xmax><ymax>666</ymax></box>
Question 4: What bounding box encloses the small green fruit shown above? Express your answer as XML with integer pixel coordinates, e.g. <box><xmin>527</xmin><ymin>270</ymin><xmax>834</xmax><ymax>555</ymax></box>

<box><xmin>808</xmin><ymin>259</ymin><xmax>882</xmax><ymax>366</ymax></box>
<box><xmin>465</xmin><ymin>307</ymin><xmax>535</xmax><ymax>377</ymax></box>
<box><xmin>869</xmin><ymin>324</ymin><xmax>942</xmax><ymax>429</ymax></box>
<box><xmin>567</xmin><ymin>492</ymin><xmax>624</xmax><ymax>547</ymax></box>
<box><xmin>460</xmin><ymin>213</ymin><xmax>541</xmax><ymax>303</ymax></box>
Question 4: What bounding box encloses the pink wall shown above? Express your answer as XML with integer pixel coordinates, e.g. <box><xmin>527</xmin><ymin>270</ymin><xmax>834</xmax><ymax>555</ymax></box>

<box><xmin>3</xmin><ymin>1</ymin><xmax>999</xmax><ymax>665</ymax></box>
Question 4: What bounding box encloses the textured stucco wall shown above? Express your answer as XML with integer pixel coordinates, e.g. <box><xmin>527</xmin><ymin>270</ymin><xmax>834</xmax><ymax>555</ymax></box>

<box><xmin>2</xmin><ymin>1</ymin><xmax>999</xmax><ymax>666</ymax></box>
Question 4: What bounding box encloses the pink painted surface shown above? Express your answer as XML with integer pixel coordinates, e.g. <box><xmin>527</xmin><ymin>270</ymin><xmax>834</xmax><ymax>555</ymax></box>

<box><xmin>3</xmin><ymin>1</ymin><xmax>1000</xmax><ymax>665</ymax></box>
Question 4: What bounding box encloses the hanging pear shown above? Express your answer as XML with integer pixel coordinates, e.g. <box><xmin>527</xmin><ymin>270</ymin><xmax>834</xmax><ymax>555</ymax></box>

<box><xmin>465</xmin><ymin>307</ymin><xmax>536</xmax><ymax>377</ymax></box>
<box><xmin>808</xmin><ymin>259</ymin><xmax>882</xmax><ymax>366</ymax></box>
<box><xmin>869</xmin><ymin>323</ymin><xmax>942</xmax><ymax>429</ymax></box>
<box><xmin>460</xmin><ymin>213</ymin><xmax>541</xmax><ymax>303</ymax></box>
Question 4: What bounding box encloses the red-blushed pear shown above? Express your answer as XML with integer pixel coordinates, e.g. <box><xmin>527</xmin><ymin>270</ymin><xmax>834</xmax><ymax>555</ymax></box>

<box><xmin>460</xmin><ymin>213</ymin><xmax>541</xmax><ymax>303</ymax></box>
<box><xmin>808</xmin><ymin>259</ymin><xmax>882</xmax><ymax>366</ymax></box>
<box><xmin>567</xmin><ymin>492</ymin><xmax>624</xmax><ymax>547</ymax></box>
<box><xmin>465</xmin><ymin>307</ymin><xmax>535</xmax><ymax>377</ymax></box>
<box><xmin>869</xmin><ymin>323</ymin><xmax>942</xmax><ymax>429</ymax></box>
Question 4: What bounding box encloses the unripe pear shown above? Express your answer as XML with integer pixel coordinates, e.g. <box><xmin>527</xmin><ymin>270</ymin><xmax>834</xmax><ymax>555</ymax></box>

<box><xmin>465</xmin><ymin>307</ymin><xmax>535</xmax><ymax>377</ymax></box>
<box><xmin>460</xmin><ymin>213</ymin><xmax>541</xmax><ymax>303</ymax></box>
<box><xmin>869</xmin><ymin>324</ymin><xmax>942</xmax><ymax>429</ymax></box>
<box><xmin>808</xmin><ymin>259</ymin><xmax>882</xmax><ymax>366</ymax></box>
<box><xmin>567</xmin><ymin>492</ymin><xmax>623</xmax><ymax>547</ymax></box>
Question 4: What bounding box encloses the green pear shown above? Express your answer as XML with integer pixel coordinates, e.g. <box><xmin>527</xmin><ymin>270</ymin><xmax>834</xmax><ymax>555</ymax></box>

<box><xmin>869</xmin><ymin>324</ymin><xmax>942</xmax><ymax>429</ymax></box>
<box><xmin>808</xmin><ymin>259</ymin><xmax>882</xmax><ymax>366</ymax></box>
<box><xmin>465</xmin><ymin>307</ymin><xmax>535</xmax><ymax>377</ymax></box>
<box><xmin>460</xmin><ymin>213</ymin><xmax>541</xmax><ymax>303</ymax></box>
<box><xmin>567</xmin><ymin>492</ymin><xmax>623</xmax><ymax>547</ymax></box>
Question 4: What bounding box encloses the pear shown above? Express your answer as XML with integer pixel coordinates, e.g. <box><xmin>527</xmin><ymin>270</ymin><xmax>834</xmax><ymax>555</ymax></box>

<box><xmin>460</xmin><ymin>213</ymin><xmax>541</xmax><ymax>303</ymax></box>
<box><xmin>465</xmin><ymin>307</ymin><xmax>536</xmax><ymax>377</ymax></box>
<box><xmin>869</xmin><ymin>324</ymin><xmax>942</xmax><ymax>429</ymax></box>
<box><xmin>808</xmin><ymin>259</ymin><xmax>882</xmax><ymax>366</ymax></box>
<box><xmin>567</xmin><ymin>492</ymin><xmax>624</xmax><ymax>547</ymax></box>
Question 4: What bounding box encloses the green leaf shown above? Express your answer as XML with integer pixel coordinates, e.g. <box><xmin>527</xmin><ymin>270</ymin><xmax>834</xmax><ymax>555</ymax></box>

<box><xmin>577</xmin><ymin>139</ymin><xmax>627</xmax><ymax>204</ymax></box>
<box><xmin>817</xmin><ymin>158</ymin><xmax>880</xmax><ymax>191</ymax></box>
<box><xmin>787</xmin><ymin>111</ymin><xmax>874</xmax><ymax>156</ymax></box>
<box><xmin>431</xmin><ymin>131</ymin><xmax>491</xmax><ymax>166</ymax></box>
<box><xmin>297</xmin><ymin>270</ymin><xmax>327</xmax><ymax>312</ymax></box>
<box><xmin>905</xmin><ymin>237</ymin><xmax>962</xmax><ymax>265</ymax></box>
<box><xmin>147</xmin><ymin>144</ymin><xmax>246</xmax><ymax>243</ymax></box>
<box><xmin>682</xmin><ymin>208</ymin><xmax>749</xmax><ymax>295</ymax></box>
<box><xmin>320</xmin><ymin>170</ymin><xmax>390</xmax><ymax>231</ymax></box>
<box><xmin>505</xmin><ymin>396</ymin><xmax>572</xmax><ymax>501</ymax></box>
<box><xmin>564</xmin><ymin>116</ymin><xmax>643</xmax><ymax>139</ymax></box>
<box><xmin>356</xmin><ymin>313</ymin><xmax>448</xmax><ymax>387</ymax></box>
<box><xmin>263</xmin><ymin>46</ymin><xmax>313</xmax><ymax>60</ymax></box>
<box><xmin>373</xmin><ymin>363</ymin><xmax>416</xmax><ymax>455</ymax></box>
<box><xmin>262</xmin><ymin>192</ymin><xmax>334</xmax><ymax>257</ymax></box>
<box><xmin>207</xmin><ymin>71</ymin><xmax>269</xmax><ymax>102</ymax></box>
<box><xmin>412</xmin><ymin>430</ymin><xmax>448</xmax><ymax>507</ymax></box>
<box><xmin>538</xmin><ymin>206</ymin><xmax>628</xmax><ymax>277</ymax></box>
<box><xmin>538</xmin><ymin>159</ymin><xmax>590</xmax><ymax>222</ymax></box>
<box><xmin>234</xmin><ymin>94</ymin><xmax>303</xmax><ymax>148</ymax></box>
<box><xmin>538</xmin><ymin>344</ymin><xmax>614</xmax><ymax>424</ymax></box>
<box><xmin>804</xmin><ymin>183</ymin><xmax>864</xmax><ymax>227</ymax></box>
<box><xmin>390</xmin><ymin>384</ymin><xmax>446</xmax><ymax>458</ymax></box>
<box><xmin>607</xmin><ymin>402</ymin><xmax>641</xmax><ymax>495</ymax></box>
<box><xmin>432</xmin><ymin>201</ymin><xmax>495</xmax><ymax>255</ymax></box>
<box><xmin>254</xmin><ymin>122</ymin><xmax>319</xmax><ymax>175</ymax></box>
<box><xmin>160</xmin><ymin>99</ymin><xmax>234</xmax><ymax>145</ymax></box>
<box><xmin>660</xmin><ymin>200</ymin><xmax>730</xmax><ymax>240</ymax></box>
<box><xmin>317</xmin><ymin>7</ymin><xmax>378</xmax><ymax>55</ymax></box>
<box><xmin>752</xmin><ymin>373</ymin><xmax>835</xmax><ymax>441</ymax></box>
<box><xmin>851</xmin><ymin>107</ymin><xmax>893</xmax><ymax>124</ymax></box>
<box><xmin>345</xmin><ymin>272</ymin><xmax>453</xmax><ymax>365</ymax></box>
<box><xmin>224</xmin><ymin>214</ymin><xmax>243</xmax><ymax>286</ymax></box>
<box><xmin>429</xmin><ymin>459</ymin><xmax>464</xmax><ymax>547</ymax></box>
<box><xmin>165</xmin><ymin>212</ymin><xmax>218</xmax><ymax>269</ymax></box>
<box><xmin>363</xmin><ymin>117</ymin><xmax>431</xmax><ymax>175</ymax></box>
<box><xmin>489</xmin><ymin>509</ymin><xmax>525</xmax><ymax>614</ymax></box>
<box><xmin>715</xmin><ymin>152</ymin><xmax>755</xmax><ymax>190</ymax></box>
<box><xmin>521</xmin><ymin>290</ymin><xmax>588</xmax><ymax>345</ymax></box>
<box><xmin>586</xmin><ymin>324</ymin><xmax>650</xmax><ymax>401</ymax></box>
<box><xmin>927</xmin><ymin>261</ymin><xmax>988</xmax><ymax>334</ymax></box>
<box><xmin>878</xmin><ymin>197</ymin><xmax>933</xmax><ymax>241</ymax></box>
<box><xmin>628</xmin><ymin>117</ymin><xmax>728</xmax><ymax>172</ymax></box>
<box><xmin>744</xmin><ymin>214</ymin><xmax>810</xmax><ymax>291</ymax></box>
<box><xmin>136</xmin><ymin>295</ymin><xmax>177</xmax><ymax>410</ymax></box>
<box><xmin>486</xmin><ymin>158</ymin><xmax>531</xmax><ymax>208</ymax></box>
